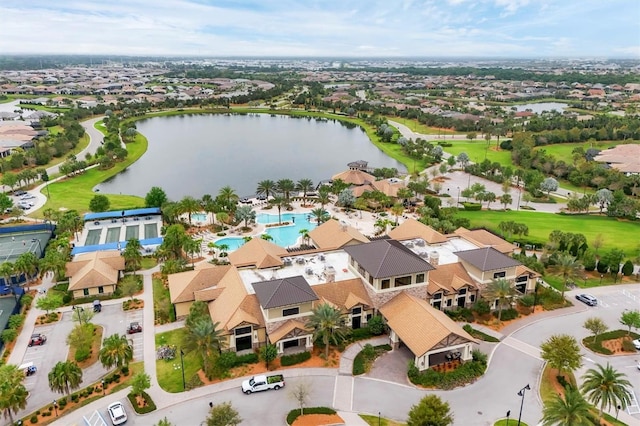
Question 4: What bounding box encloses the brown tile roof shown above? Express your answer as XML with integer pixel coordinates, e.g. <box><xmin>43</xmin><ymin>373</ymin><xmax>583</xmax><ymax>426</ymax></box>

<box><xmin>388</xmin><ymin>218</ymin><xmax>447</xmax><ymax>244</ymax></box>
<box><xmin>593</xmin><ymin>144</ymin><xmax>640</xmax><ymax>174</ymax></box>
<box><xmin>228</xmin><ymin>237</ymin><xmax>288</xmax><ymax>269</ymax></box>
<box><xmin>379</xmin><ymin>292</ymin><xmax>476</xmax><ymax>356</ymax></box>
<box><xmin>453</xmin><ymin>227</ymin><xmax>516</xmax><ymax>253</ymax></box>
<box><xmin>313</xmin><ymin>278</ymin><xmax>373</xmax><ymax>313</ymax></box>
<box><xmin>455</xmin><ymin>247</ymin><xmax>521</xmax><ymax>271</ymax></box>
<box><xmin>65</xmin><ymin>251</ymin><xmax>124</xmax><ymax>291</ymax></box>
<box><xmin>252</xmin><ymin>275</ymin><xmax>318</xmax><ymax>309</ymax></box>
<box><xmin>268</xmin><ymin>319</ymin><xmax>310</xmax><ymax>343</ymax></box>
<box><xmin>515</xmin><ymin>265</ymin><xmax>541</xmax><ymax>278</ymax></box>
<box><xmin>344</xmin><ymin>239</ymin><xmax>435</xmax><ymax>279</ymax></box>
<box><xmin>331</xmin><ymin>169</ymin><xmax>376</xmax><ymax>185</ymax></box>
<box><xmin>308</xmin><ymin>219</ymin><xmax>369</xmax><ymax>250</ymax></box>
<box><xmin>427</xmin><ymin>263</ymin><xmax>478</xmax><ymax>296</ymax></box>
<box><xmin>168</xmin><ymin>263</ymin><xmax>232</xmax><ymax>304</ymax></box>
<box><xmin>208</xmin><ymin>268</ymin><xmax>264</xmax><ymax>332</ymax></box>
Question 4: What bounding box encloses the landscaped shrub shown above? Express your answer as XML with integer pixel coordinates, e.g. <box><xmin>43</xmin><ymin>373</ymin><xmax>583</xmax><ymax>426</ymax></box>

<box><xmin>622</xmin><ymin>260</ymin><xmax>634</xmax><ymax>276</ymax></box>
<box><xmin>445</xmin><ymin>308</ymin><xmax>474</xmax><ymax>323</ymax></box>
<box><xmin>215</xmin><ymin>351</ymin><xmax>259</xmax><ymax>370</ymax></box>
<box><xmin>62</xmin><ymin>293</ymin><xmax>72</xmax><ymax>304</ymax></box>
<box><xmin>280</xmin><ymin>351</ymin><xmax>311</xmax><ymax>366</ymax></box>
<box><xmin>58</xmin><ymin>398</ymin><xmax>68</xmax><ymax>408</ymax></box>
<box><xmin>462</xmin><ymin>325</ymin><xmax>500</xmax><ymax>343</ymax></box>
<box><xmin>472</xmin><ymin>300</ymin><xmax>490</xmax><ymax>316</ymax></box>
<box><xmin>351</xmin><ymin>327</ymin><xmax>373</xmax><ymax>341</ymax></box>
<box><xmin>367</xmin><ymin>315</ymin><xmax>385</xmax><ymax>335</ymax></box>
<box><xmin>352</xmin><ymin>344</ymin><xmax>391</xmax><ymax>375</ymax></box>
<box><xmin>596</xmin><ymin>260</ymin><xmax>608</xmax><ymax>274</ymax></box>
<box><xmin>30</xmin><ymin>415</ymin><xmax>38</xmax><ymax>424</ymax></box>
<box><xmin>582</xmin><ymin>330</ymin><xmax>640</xmax><ymax>355</ymax></box>
<box><xmin>1</xmin><ymin>328</ymin><xmax>18</xmax><ymax>343</ymax></box>
<box><xmin>286</xmin><ymin>407</ymin><xmax>336</xmax><ymax>425</ymax></box>
<box><xmin>493</xmin><ymin>308</ymin><xmax>518</xmax><ymax>321</ymax></box>
<box><xmin>518</xmin><ymin>294</ymin><xmax>535</xmax><ymax>307</ymax></box>
<box><xmin>127</xmin><ymin>390</ymin><xmax>157</xmax><ymax>414</ymax></box>
<box><xmin>21</xmin><ymin>294</ymin><xmax>34</xmax><ymax>308</ymax></box>
<box><xmin>8</xmin><ymin>314</ymin><xmax>24</xmax><ymax>329</ymax></box>
<box><xmin>71</xmin><ymin>394</ymin><xmax>79</xmax><ymax>403</ymax></box>
<box><xmin>622</xmin><ymin>339</ymin><xmax>636</xmax><ymax>352</ymax></box>
<box><xmin>74</xmin><ymin>347</ymin><xmax>90</xmax><ymax>362</ymax></box>
<box><xmin>408</xmin><ymin>350</ymin><xmax>488</xmax><ymax>390</ymax></box>
<box><xmin>120</xmin><ymin>365</ymin><xmax>129</xmax><ymax>376</ymax></box>
<box><xmin>461</xmin><ymin>202</ymin><xmax>482</xmax><ymax>211</ymax></box>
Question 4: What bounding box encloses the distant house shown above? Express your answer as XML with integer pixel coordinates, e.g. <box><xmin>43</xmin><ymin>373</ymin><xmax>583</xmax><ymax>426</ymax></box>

<box><xmin>65</xmin><ymin>251</ymin><xmax>125</xmax><ymax>299</ymax></box>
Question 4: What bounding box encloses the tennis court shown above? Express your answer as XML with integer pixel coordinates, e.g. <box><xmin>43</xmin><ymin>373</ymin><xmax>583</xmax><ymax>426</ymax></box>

<box><xmin>0</xmin><ymin>230</ymin><xmax>51</xmax><ymax>263</ymax></box>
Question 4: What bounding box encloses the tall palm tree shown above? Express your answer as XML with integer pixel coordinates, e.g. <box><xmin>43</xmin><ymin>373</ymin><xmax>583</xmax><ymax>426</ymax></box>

<box><xmin>179</xmin><ymin>196</ymin><xmax>201</xmax><ymax>224</ymax></box>
<box><xmin>14</xmin><ymin>252</ymin><xmax>38</xmax><ymax>289</ymax></box>
<box><xmin>276</xmin><ymin>179</ymin><xmax>296</xmax><ymax>204</ymax></box>
<box><xmin>550</xmin><ymin>252</ymin><xmax>583</xmax><ymax>299</ymax></box>
<box><xmin>99</xmin><ymin>334</ymin><xmax>134</xmax><ymax>370</ymax></box>
<box><xmin>391</xmin><ymin>203</ymin><xmax>404</xmax><ymax>225</ymax></box>
<box><xmin>308</xmin><ymin>303</ymin><xmax>349</xmax><ymax>358</ymax></box>
<box><xmin>48</xmin><ymin>361</ymin><xmax>83</xmax><ymax>396</ymax></box>
<box><xmin>484</xmin><ymin>278</ymin><xmax>516</xmax><ymax>322</ymax></box>
<box><xmin>217</xmin><ymin>186</ymin><xmax>239</xmax><ymax>213</ymax></box>
<box><xmin>235</xmin><ymin>204</ymin><xmax>256</xmax><ymax>228</ymax></box>
<box><xmin>298</xmin><ymin>228</ymin><xmax>310</xmax><ymax>246</ymax></box>
<box><xmin>122</xmin><ymin>238</ymin><xmax>143</xmax><ymax>274</ymax></box>
<box><xmin>39</xmin><ymin>249</ymin><xmax>68</xmax><ymax>280</ymax></box>
<box><xmin>200</xmin><ymin>194</ymin><xmax>218</xmax><ymax>225</ymax></box>
<box><xmin>296</xmin><ymin>178</ymin><xmax>314</xmax><ymax>206</ymax></box>
<box><xmin>269</xmin><ymin>195</ymin><xmax>287</xmax><ymax>224</ymax></box>
<box><xmin>256</xmin><ymin>180</ymin><xmax>276</xmax><ymax>200</ymax></box>
<box><xmin>541</xmin><ymin>389</ymin><xmax>594</xmax><ymax>426</ymax></box>
<box><xmin>311</xmin><ymin>207</ymin><xmax>329</xmax><ymax>225</ymax></box>
<box><xmin>183</xmin><ymin>318</ymin><xmax>226</xmax><ymax>378</ymax></box>
<box><xmin>317</xmin><ymin>186</ymin><xmax>332</xmax><ymax>209</ymax></box>
<box><xmin>0</xmin><ymin>364</ymin><xmax>28</xmax><ymax>424</ymax></box>
<box><xmin>581</xmin><ymin>363</ymin><xmax>632</xmax><ymax>421</ymax></box>
<box><xmin>0</xmin><ymin>262</ymin><xmax>13</xmax><ymax>287</ymax></box>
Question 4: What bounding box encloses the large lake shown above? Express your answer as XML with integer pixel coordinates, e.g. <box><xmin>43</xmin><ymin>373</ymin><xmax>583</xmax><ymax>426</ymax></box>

<box><xmin>95</xmin><ymin>114</ymin><xmax>406</xmax><ymax>200</ymax></box>
<box><xmin>513</xmin><ymin>102</ymin><xmax>569</xmax><ymax>114</ymax></box>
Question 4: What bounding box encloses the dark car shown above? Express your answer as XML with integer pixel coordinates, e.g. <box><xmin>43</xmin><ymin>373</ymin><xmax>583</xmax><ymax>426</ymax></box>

<box><xmin>93</xmin><ymin>300</ymin><xmax>102</xmax><ymax>312</ymax></box>
<box><xmin>13</xmin><ymin>190</ymin><xmax>26</xmax><ymax>196</ymax></box>
<box><xmin>28</xmin><ymin>333</ymin><xmax>47</xmax><ymax>347</ymax></box>
<box><xmin>26</xmin><ymin>365</ymin><xmax>37</xmax><ymax>376</ymax></box>
<box><xmin>575</xmin><ymin>293</ymin><xmax>598</xmax><ymax>306</ymax></box>
<box><xmin>127</xmin><ymin>322</ymin><xmax>142</xmax><ymax>334</ymax></box>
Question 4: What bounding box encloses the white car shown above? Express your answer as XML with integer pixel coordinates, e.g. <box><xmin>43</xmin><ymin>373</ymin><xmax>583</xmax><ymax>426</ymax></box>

<box><xmin>632</xmin><ymin>339</ymin><xmax>640</xmax><ymax>350</ymax></box>
<box><xmin>16</xmin><ymin>201</ymin><xmax>34</xmax><ymax>210</ymax></box>
<box><xmin>20</xmin><ymin>194</ymin><xmax>36</xmax><ymax>200</ymax></box>
<box><xmin>107</xmin><ymin>401</ymin><xmax>127</xmax><ymax>425</ymax></box>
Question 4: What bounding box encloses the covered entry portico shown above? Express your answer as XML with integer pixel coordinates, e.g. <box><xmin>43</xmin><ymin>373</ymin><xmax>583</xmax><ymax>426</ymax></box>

<box><xmin>269</xmin><ymin>319</ymin><xmax>314</xmax><ymax>355</ymax></box>
<box><xmin>380</xmin><ymin>292</ymin><xmax>478</xmax><ymax>371</ymax></box>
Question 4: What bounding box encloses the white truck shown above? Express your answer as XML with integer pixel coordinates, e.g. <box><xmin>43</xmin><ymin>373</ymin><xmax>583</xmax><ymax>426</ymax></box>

<box><xmin>241</xmin><ymin>374</ymin><xmax>285</xmax><ymax>394</ymax></box>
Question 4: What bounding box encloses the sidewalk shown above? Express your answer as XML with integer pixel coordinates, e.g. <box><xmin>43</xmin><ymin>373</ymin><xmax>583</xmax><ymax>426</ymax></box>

<box><xmin>338</xmin><ymin>337</ymin><xmax>389</xmax><ymax>375</ymax></box>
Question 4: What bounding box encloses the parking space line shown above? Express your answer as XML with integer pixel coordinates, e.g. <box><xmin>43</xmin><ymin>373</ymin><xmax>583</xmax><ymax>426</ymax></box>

<box><xmin>627</xmin><ymin>391</ymin><xmax>640</xmax><ymax>415</ymax></box>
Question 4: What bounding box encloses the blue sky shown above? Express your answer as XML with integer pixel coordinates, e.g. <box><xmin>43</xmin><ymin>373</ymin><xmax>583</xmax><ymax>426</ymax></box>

<box><xmin>1</xmin><ymin>0</ymin><xmax>639</xmax><ymax>58</ymax></box>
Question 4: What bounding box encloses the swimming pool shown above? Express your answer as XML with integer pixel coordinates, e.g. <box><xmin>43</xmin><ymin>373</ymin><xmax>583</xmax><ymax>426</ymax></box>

<box><xmin>258</xmin><ymin>213</ymin><xmax>317</xmax><ymax>248</ymax></box>
<box><xmin>191</xmin><ymin>212</ymin><xmax>208</xmax><ymax>222</ymax></box>
<box><xmin>212</xmin><ymin>237</ymin><xmax>246</xmax><ymax>252</ymax></box>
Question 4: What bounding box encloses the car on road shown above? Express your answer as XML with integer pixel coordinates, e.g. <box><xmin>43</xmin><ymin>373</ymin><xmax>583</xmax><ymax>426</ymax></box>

<box><xmin>93</xmin><ymin>299</ymin><xmax>102</xmax><ymax>312</ymax></box>
<box><xmin>127</xmin><ymin>322</ymin><xmax>142</xmax><ymax>334</ymax></box>
<box><xmin>575</xmin><ymin>293</ymin><xmax>598</xmax><ymax>306</ymax></box>
<box><xmin>107</xmin><ymin>401</ymin><xmax>127</xmax><ymax>425</ymax></box>
<box><xmin>13</xmin><ymin>190</ymin><xmax>26</xmax><ymax>196</ymax></box>
<box><xmin>632</xmin><ymin>338</ymin><xmax>640</xmax><ymax>350</ymax></box>
<box><xmin>20</xmin><ymin>194</ymin><xmax>36</xmax><ymax>200</ymax></box>
<box><xmin>19</xmin><ymin>362</ymin><xmax>37</xmax><ymax>376</ymax></box>
<box><xmin>17</xmin><ymin>201</ymin><xmax>34</xmax><ymax>209</ymax></box>
<box><xmin>28</xmin><ymin>333</ymin><xmax>47</xmax><ymax>346</ymax></box>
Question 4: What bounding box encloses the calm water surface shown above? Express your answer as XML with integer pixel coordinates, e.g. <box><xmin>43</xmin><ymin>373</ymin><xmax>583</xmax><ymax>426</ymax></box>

<box><xmin>513</xmin><ymin>102</ymin><xmax>568</xmax><ymax>114</ymax></box>
<box><xmin>96</xmin><ymin>114</ymin><xmax>406</xmax><ymax>199</ymax></box>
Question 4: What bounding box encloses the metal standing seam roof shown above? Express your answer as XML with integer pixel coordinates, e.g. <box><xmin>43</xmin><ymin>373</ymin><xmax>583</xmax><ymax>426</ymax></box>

<box><xmin>343</xmin><ymin>239</ymin><xmax>435</xmax><ymax>279</ymax></box>
<box><xmin>455</xmin><ymin>247</ymin><xmax>521</xmax><ymax>271</ymax></box>
<box><xmin>251</xmin><ymin>275</ymin><xmax>319</xmax><ymax>309</ymax></box>
<box><xmin>83</xmin><ymin>207</ymin><xmax>161</xmax><ymax>221</ymax></box>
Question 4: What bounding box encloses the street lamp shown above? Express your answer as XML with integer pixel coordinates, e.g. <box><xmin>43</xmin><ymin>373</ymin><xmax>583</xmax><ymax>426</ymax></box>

<box><xmin>456</xmin><ymin>186</ymin><xmax>460</xmax><ymax>206</ymax></box>
<box><xmin>506</xmin><ymin>410</ymin><xmax>511</xmax><ymax>426</ymax></box>
<box><xmin>53</xmin><ymin>400</ymin><xmax>58</xmax><ymax>417</ymax></box>
<box><xmin>600</xmin><ymin>274</ymin><xmax>604</xmax><ymax>285</ymax></box>
<box><xmin>180</xmin><ymin>348</ymin><xmax>186</xmax><ymax>391</ymax></box>
<box><xmin>72</xmin><ymin>305</ymin><xmax>85</xmax><ymax>325</ymax></box>
<box><xmin>102</xmin><ymin>379</ymin><xmax>105</xmax><ymax>395</ymax></box>
<box><xmin>31</xmin><ymin>238</ymin><xmax>43</xmax><ymax>257</ymax></box>
<box><xmin>378</xmin><ymin>412</ymin><xmax>381</xmax><ymax>426</ymax></box>
<box><xmin>517</xmin><ymin>384</ymin><xmax>530</xmax><ymax>426</ymax></box>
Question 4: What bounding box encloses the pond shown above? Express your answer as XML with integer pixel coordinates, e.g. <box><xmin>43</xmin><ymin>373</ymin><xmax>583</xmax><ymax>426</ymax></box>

<box><xmin>95</xmin><ymin>113</ymin><xmax>406</xmax><ymax>200</ymax></box>
<box><xmin>513</xmin><ymin>102</ymin><xmax>569</xmax><ymax>114</ymax></box>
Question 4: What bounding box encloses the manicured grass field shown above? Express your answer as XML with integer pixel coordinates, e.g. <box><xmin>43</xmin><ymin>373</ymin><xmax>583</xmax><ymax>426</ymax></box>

<box><xmin>534</xmin><ymin>140</ymin><xmax>639</xmax><ymax>160</ymax></box>
<box><xmin>31</xmin><ymin>133</ymin><xmax>146</xmax><ymax>218</ymax></box>
<box><xmin>384</xmin><ymin>116</ymin><xmax>455</xmax><ymax>135</ymax></box>
<box><xmin>155</xmin><ymin>328</ymin><xmax>201</xmax><ymax>393</ymax></box>
<box><xmin>456</xmin><ymin>210</ymin><xmax>640</xmax><ymax>253</ymax></box>
<box><xmin>360</xmin><ymin>414</ymin><xmax>406</xmax><ymax>426</ymax></box>
<box><xmin>443</xmin><ymin>141</ymin><xmax>514</xmax><ymax>166</ymax></box>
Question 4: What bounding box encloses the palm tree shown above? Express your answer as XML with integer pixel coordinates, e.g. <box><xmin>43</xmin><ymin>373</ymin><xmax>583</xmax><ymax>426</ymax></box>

<box><xmin>217</xmin><ymin>243</ymin><xmax>230</xmax><ymax>257</ymax></box>
<box><xmin>183</xmin><ymin>318</ymin><xmax>226</xmax><ymax>377</ymax></box>
<box><xmin>390</xmin><ymin>203</ymin><xmax>404</xmax><ymax>225</ymax></box>
<box><xmin>0</xmin><ymin>262</ymin><xmax>13</xmax><ymax>287</ymax></box>
<box><xmin>317</xmin><ymin>186</ymin><xmax>332</xmax><ymax>209</ymax></box>
<box><xmin>269</xmin><ymin>195</ymin><xmax>287</xmax><ymax>224</ymax></box>
<box><xmin>484</xmin><ymin>278</ymin><xmax>516</xmax><ymax>322</ymax></box>
<box><xmin>99</xmin><ymin>334</ymin><xmax>134</xmax><ymax>370</ymax></box>
<box><xmin>310</xmin><ymin>207</ymin><xmax>329</xmax><ymax>225</ymax></box>
<box><xmin>353</xmin><ymin>197</ymin><xmax>368</xmax><ymax>218</ymax></box>
<box><xmin>581</xmin><ymin>363</ymin><xmax>632</xmax><ymax>421</ymax></box>
<box><xmin>179</xmin><ymin>196</ymin><xmax>201</xmax><ymax>224</ymax></box>
<box><xmin>218</xmin><ymin>186</ymin><xmax>239</xmax><ymax>213</ymax></box>
<box><xmin>276</xmin><ymin>179</ymin><xmax>296</xmax><ymax>204</ymax></box>
<box><xmin>0</xmin><ymin>364</ymin><xmax>28</xmax><ymax>424</ymax></box>
<box><xmin>541</xmin><ymin>389</ymin><xmax>594</xmax><ymax>426</ymax></box>
<box><xmin>298</xmin><ymin>228</ymin><xmax>310</xmax><ymax>246</ymax></box>
<box><xmin>308</xmin><ymin>303</ymin><xmax>349</xmax><ymax>359</ymax></box>
<box><xmin>14</xmin><ymin>252</ymin><xmax>38</xmax><ymax>289</ymax></box>
<box><xmin>122</xmin><ymin>238</ymin><xmax>143</xmax><ymax>274</ymax></box>
<box><xmin>296</xmin><ymin>178</ymin><xmax>314</xmax><ymax>206</ymax></box>
<box><xmin>260</xmin><ymin>234</ymin><xmax>273</xmax><ymax>241</ymax></box>
<box><xmin>201</xmin><ymin>194</ymin><xmax>218</xmax><ymax>225</ymax></box>
<box><xmin>235</xmin><ymin>204</ymin><xmax>256</xmax><ymax>228</ymax></box>
<box><xmin>256</xmin><ymin>180</ymin><xmax>276</xmax><ymax>200</ymax></box>
<box><xmin>550</xmin><ymin>252</ymin><xmax>583</xmax><ymax>300</ymax></box>
<box><xmin>48</xmin><ymin>361</ymin><xmax>83</xmax><ymax>396</ymax></box>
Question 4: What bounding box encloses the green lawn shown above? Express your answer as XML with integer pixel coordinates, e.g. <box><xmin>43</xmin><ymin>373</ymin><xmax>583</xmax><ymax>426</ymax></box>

<box><xmin>47</xmin><ymin>125</ymin><xmax>64</xmax><ymax>135</ymax></box>
<box><xmin>94</xmin><ymin>119</ymin><xmax>106</xmax><ymax>134</ymax></box>
<box><xmin>456</xmin><ymin>210</ymin><xmax>640</xmax><ymax>253</ymax></box>
<box><xmin>384</xmin><ymin>116</ymin><xmax>455</xmax><ymax>135</ymax></box>
<box><xmin>155</xmin><ymin>328</ymin><xmax>200</xmax><ymax>393</ymax></box>
<box><xmin>30</xmin><ymin>133</ymin><xmax>147</xmax><ymax>218</ymax></box>
<box><xmin>153</xmin><ymin>277</ymin><xmax>175</xmax><ymax>324</ymax></box>
<box><xmin>534</xmin><ymin>140</ymin><xmax>640</xmax><ymax>160</ymax></box>
<box><xmin>494</xmin><ymin>420</ymin><xmax>528</xmax><ymax>426</ymax></box>
<box><xmin>360</xmin><ymin>414</ymin><xmax>406</xmax><ymax>426</ymax></box>
<box><xmin>443</xmin><ymin>140</ymin><xmax>514</xmax><ymax>166</ymax></box>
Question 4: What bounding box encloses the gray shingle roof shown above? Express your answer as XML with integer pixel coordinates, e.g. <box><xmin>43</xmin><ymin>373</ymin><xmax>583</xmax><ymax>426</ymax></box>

<box><xmin>343</xmin><ymin>239</ymin><xmax>435</xmax><ymax>279</ymax></box>
<box><xmin>252</xmin><ymin>275</ymin><xmax>318</xmax><ymax>309</ymax></box>
<box><xmin>455</xmin><ymin>247</ymin><xmax>521</xmax><ymax>271</ymax></box>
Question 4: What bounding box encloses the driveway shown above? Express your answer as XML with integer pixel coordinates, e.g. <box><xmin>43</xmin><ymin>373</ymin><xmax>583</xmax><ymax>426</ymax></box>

<box><xmin>366</xmin><ymin>345</ymin><xmax>412</xmax><ymax>383</ymax></box>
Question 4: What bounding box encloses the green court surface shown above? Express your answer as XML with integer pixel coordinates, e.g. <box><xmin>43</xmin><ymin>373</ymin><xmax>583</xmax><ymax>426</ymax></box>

<box><xmin>0</xmin><ymin>230</ymin><xmax>50</xmax><ymax>263</ymax></box>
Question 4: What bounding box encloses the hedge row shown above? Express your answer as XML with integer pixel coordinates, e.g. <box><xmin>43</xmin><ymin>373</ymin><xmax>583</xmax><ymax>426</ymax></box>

<box><xmin>408</xmin><ymin>351</ymin><xmax>487</xmax><ymax>390</ymax></box>
<box><xmin>286</xmin><ymin>407</ymin><xmax>336</xmax><ymax>425</ymax></box>
<box><xmin>280</xmin><ymin>351</ymin><xmax>311</xmax><ymax>366</ymax></box>
<box><xmin>127</xmin><ymin>390</ymin><xmax>156</xmax><ymax>414</ymax></box>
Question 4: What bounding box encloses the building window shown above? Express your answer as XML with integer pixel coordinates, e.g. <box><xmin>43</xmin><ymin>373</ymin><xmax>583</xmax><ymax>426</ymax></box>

<box><xmin>358</xmin><ymin>265</ymin><xmax>366</xmax><ymax>276</ymax></box>
<box><xmin>458</xmin><ymin>288</ymin><xmax>467</xmax><ymax>295</ymax></box>
<box><xmin>493</xmin><ymin>271</ymin><xmax>506</xmax><ymax>279</ymax></box>
<box><xmin>447</xmin><ymin>299</ymin><xmax>452</xmax><ymax>307</ymax></box>
<box><xmin>516</xmin><ymin>275</ymin><xmax>528</xmax><ymax>283</ymax></box>
<box><xmin>470</xmin><ymin>294</ymin><xmax>476</xmax><ymax>302</ymax></box>
<box><xmin>381</xmin><ymin>279</ymin><xmax>390</xmax><ymax>289</ymax></box>
<box><xmin>368</xmin><ymin>275</ymin><xmax>374</xmax><ymax>286</ymax></box>
<box><xmin>235</xmin><ymin>326</ymin><xmax>252</xmax><ymax>336</ymax></box>
<box><xmin>433</xmin><ymin>292</ymin><xmax>442</xmax><ymax>300</ymax></box>
<box><xmin>352</xmin><ymin>307</ymin><xmax>361</xmax><ymax>315</ymax></box>
<box><xmin>416</xmin><ymin>273</ymin><xmax>425</xmax><ymax>283</ymax></box>
<box><xmin>98</xmin><ymin>286</ymin><xmax>104</xmax><ymax>294</ymax></box>
<box><xmin>282</xmin><ymin>307</ymin><xmax>299</xmax><ymax>317</ymax></box>
<box><xmin>83</xmin><ymin>288</ymin><xmax>89</xmax><ymax>296</ymax></box>
<box><xmin>394</xmin><ymin>276</ymin><xmax>412</xmax><ymax>287</ymax></box>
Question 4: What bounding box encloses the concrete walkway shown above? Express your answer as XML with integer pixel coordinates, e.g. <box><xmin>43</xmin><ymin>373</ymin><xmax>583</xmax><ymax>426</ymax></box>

<box><xmin>338</xmin><ymin>337</ymin><xmax>390</xmax><ymax>375</ymax></box>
